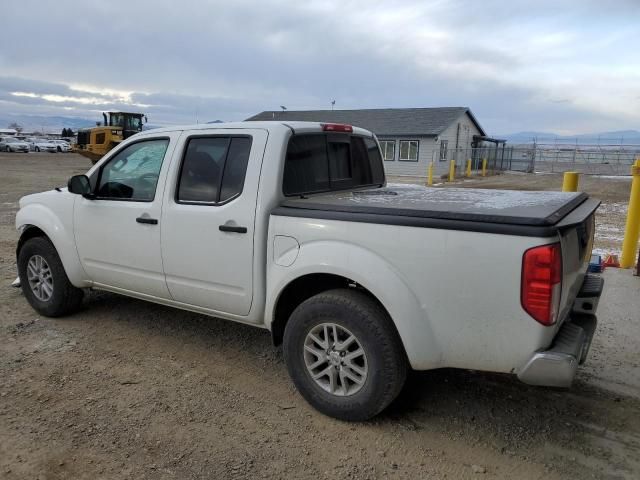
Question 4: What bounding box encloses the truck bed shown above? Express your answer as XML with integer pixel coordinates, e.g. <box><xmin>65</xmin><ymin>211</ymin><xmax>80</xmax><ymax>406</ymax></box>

<box><xmin>273</xmin><ymin>184</ymin><xmax>599</xmax><ymax>237</ymax></box>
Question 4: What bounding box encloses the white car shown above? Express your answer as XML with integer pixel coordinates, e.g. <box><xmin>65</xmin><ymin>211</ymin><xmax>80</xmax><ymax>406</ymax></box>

<box><xmin>0</xmin><ymin>137</ymin><xmax>30</xmax><ymax>153</ymax></box>
<box><xmin>14</xmin><ymin>121</ymin><xmax>603</xmax><ymax>421</ymax></box>
<box><xmin>28</xmin><ymin>139</ymin><xmax>57</xmax><ymax>153</ymax></box>
<box><xmin>49</xmin><ymin>140</ymin><xmax>71</xmax><ymax>152</ymax></box>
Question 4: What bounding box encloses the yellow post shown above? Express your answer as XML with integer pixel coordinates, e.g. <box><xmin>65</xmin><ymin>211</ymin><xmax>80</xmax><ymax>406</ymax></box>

<box><xmin>620</xmin><ymin>163</ymin><xmax>640</xmax><ymax>268</ymax></box>
<box><xmin>427</xmin><ymin>162</ymin><xmax>434</xmax><ymax>186</ymax></box>
<box><xmin>562</xmin><ymin>172</ymin><xmax>579</xmax><ymax>192</ymax></box>
<box><xmin>481</xmin><ymin>158</ymin><xmax>487</xmax><ymax>177</ymax></box>
<box><xmin>466</xmin><ymin>159</ymin><xmax>472</xmax><ymax>177</ymax></box>
<box><xmin>449</xmin><ymin>160</ymin><xmax>456</xmax><ymax>182</ymax></box>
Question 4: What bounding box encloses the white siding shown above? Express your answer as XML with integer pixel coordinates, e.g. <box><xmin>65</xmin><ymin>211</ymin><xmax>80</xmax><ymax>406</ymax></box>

<box><xmin>380</xmin><ymin>112</ymin><xmax>483</xmax><ymax>178</ymax></box>
<box><xmin>380</xmin><ymin>136</ymin><xmax>436</xmax><ymax>177</ymax></box>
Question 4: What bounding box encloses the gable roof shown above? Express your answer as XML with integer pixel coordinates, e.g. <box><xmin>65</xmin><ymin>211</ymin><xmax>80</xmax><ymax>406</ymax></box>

<box><xmin>246</xmin><ymin>107</ymin><xmax>486</xmax><ymax>137</ymax></box>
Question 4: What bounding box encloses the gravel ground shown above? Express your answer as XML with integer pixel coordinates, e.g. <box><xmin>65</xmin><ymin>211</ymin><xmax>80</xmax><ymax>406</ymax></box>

<box><xmin>1</xmin><ymin>153</ymin><xmax>639</xmax><ymax>479</ymax></box>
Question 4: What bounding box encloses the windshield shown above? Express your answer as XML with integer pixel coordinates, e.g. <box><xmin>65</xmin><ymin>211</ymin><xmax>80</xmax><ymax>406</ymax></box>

<box><xmin>126</xmin><ymin>115</ymin><xmax>143</xmax><ymax>131</ymax></box>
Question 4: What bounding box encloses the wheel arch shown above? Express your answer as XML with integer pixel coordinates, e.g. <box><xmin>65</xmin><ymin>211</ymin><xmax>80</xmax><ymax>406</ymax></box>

<box><xmin>16</xmin><ymin>204</ymin><xmax>90</xmax><ymax>288</ymax></box>
<box><xmin>271</xmin><ymin>273</ymin><xmax>396</xmax><ymax>347</ymax></box>
<box><xmin>16</xmin><ymin>224</ymin><xmax>48</xmax><ymax>257</ymax></box>
<box><xmin>267</xmin><ymin>241</ymin><xmax>442</xmax><ymax>370</ymax></box>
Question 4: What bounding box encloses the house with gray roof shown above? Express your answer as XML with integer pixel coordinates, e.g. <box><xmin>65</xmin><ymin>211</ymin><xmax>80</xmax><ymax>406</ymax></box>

<box><xmin>247</xmin><ymin>107</ymin><xmax>497</xmax><ymax>177</ymax></box>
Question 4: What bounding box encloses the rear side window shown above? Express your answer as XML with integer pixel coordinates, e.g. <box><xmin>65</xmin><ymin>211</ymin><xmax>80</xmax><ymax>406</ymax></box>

<box><xmin>177</xmin><ymin>136</ymin><xmax>252</xmax><ymax>204</ymax></box>
<box><xmin>283</xmin><ymin>134</ymin><xmax>385</xmax><ymax>196</ymax></box>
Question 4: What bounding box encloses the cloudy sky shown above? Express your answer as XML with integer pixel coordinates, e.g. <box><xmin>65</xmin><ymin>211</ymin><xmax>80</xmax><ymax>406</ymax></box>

<box><xmin>1</xmin><ymin>0</ymin><xmax>638</xmax><ymax>134</ymax></box>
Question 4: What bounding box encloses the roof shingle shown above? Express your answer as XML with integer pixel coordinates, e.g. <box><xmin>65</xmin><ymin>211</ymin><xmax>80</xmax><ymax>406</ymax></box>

<box><xmin>246</xmin><ymin>107</ymin><xmax>485</xmax><ymax>137</ymax></box>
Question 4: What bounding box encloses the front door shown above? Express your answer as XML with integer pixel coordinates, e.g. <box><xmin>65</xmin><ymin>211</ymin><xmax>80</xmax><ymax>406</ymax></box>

<box><xmin>160</xmin><ymin>129</ymin><xmax>267</xmax><ymax>316</ymax></box>
<box><xmin>74</xmin><ymin>134</ymin><xmax>178</xmax><ymax>298</ymax></box>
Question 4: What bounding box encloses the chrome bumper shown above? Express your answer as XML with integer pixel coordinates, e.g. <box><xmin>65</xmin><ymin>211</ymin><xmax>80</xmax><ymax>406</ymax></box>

<box><xmin>518</xmin><ymin>274</ymin><xmax>602</xmax><ymax>388</ymax></box>
<box><xmin>518</xmin><ymin>317</ymin><xmax>596</xmax><ymax>387</ymax></box>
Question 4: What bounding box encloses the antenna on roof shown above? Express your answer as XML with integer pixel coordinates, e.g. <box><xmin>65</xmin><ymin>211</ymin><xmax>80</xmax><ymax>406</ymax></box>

<box><xmin>280</xmin><ymin>105</ymin><xmax>287</xmax><ymax>113</ymax></box>
<box><xmin>331</xmin><ymin>100</ymin><xmax>335</xmax><ymax>111</ymax></box>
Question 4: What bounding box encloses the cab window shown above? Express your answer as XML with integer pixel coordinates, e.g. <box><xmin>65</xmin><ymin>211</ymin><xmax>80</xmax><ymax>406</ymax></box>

<box><xmin>176</xmin><ymin>136</ymin><xmax>252</xmax><ymax>204</ymax></box>
<box><xmin>96</xmin><ymin>138</ymin><xmax>169</xmax><ymax>201</ymax></box>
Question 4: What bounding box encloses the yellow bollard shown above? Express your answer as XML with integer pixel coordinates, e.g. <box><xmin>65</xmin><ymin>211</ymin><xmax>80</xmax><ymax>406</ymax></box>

<box><xmin>427</xmin><ymin>162</ymin><xmax>434</xmax><ymax>186</ymax></box>
<box><xmin>620</xmin><ymin>163</ymin><xmax>640</xmax><ymax>268</ymax></box>
<box><xmin>449</xmin><ymin>160</ymin><xmax>456</xmax><ymax>182</ymax></box>
<box><xmin>562</xmin><ymin>172</ymin><xmax>579</xmax><ymax>192</ymax></box>
<box><xmin>466</xmin><ymin>159</ymin><xmax>472</xmax><ymax>177</ymax></box>
<box><xmin>481</xmin><ymin>158</ymin><xmax>487</xmax><ymax>177</ymax></box>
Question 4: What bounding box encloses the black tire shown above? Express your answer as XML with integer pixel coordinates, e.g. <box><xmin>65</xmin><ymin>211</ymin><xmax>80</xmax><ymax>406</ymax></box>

<box><xmin>283</xmin><ymin>288</ymin><xmax>407</xmax><ymax>421</ymax></box>
<box><xmin>17</xmin><ymin>237</ymin><xmax>84</xmax><ymax>317</ymax></box>
<box><xmin>5</xmin><ymin>146</ymin><xmax>11</xmax><ymax>152</ymax></box>
<box><xmin>35</xmin><ymin>146</ymin><xmax>40</xmax><ymax>152</ymax></box>
<box><xmin>57</xmin><ymin>146</ymin><xmax>62</xmax><ymax>152</ymax></box>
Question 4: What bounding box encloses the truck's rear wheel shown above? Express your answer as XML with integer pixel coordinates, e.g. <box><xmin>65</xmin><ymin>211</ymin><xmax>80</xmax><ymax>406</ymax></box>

<box><xmin>17</xmin><ymin>237</ymin><xmax>83</xmax><ymax>317</ymax></box>
<box><xmin>283</xmin><ymin>288</ymin><xmax>407</xmax><ymax>421</ymax></box>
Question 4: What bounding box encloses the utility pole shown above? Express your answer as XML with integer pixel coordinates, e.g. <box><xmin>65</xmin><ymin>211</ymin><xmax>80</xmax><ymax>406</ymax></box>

<box><xmin>331</xmin><ymin>100</ymin><xmax>335</xmax><ymax>111</ymax></box>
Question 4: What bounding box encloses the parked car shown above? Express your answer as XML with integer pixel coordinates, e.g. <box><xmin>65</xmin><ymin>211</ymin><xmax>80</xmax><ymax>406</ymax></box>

<box><xmin>28</xmin><ymin>139</ymin><xmax>57</xmax><ymax>153</ymax></box>
<box><xmin>0</xmin><ymin>137</ymin><xmax>30</xmax><ymax>152</ymax></box>
<box><xmin>14</xmin><ymin>121</ymin><xmax>603</xmax><ymax>421</ymax></box>
<box><xmin>49</xmin><ymin>139</ymin><xmax>71</xmax><ymax>152</ymax></box>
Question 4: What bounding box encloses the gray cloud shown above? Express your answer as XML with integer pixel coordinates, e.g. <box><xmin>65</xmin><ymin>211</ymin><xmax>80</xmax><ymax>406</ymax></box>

<box><xmin>0</xmin><ymin>0</ymin><xmax>638</xmax><ymax>134</ymax></box>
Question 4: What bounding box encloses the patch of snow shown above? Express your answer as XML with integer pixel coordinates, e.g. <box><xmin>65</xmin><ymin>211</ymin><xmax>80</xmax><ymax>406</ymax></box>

<box><xmin>590</xmin><ymin>175</ymin><xmax>632</xmax><ymax>180</ymax></box>
<box><xmin>360</xmin><ymin>183</ymin><xmax>580</xmax><ymax>211</ymax></box>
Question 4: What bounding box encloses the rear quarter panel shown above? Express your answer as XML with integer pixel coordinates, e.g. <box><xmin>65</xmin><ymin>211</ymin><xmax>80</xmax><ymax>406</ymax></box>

<box><xmin>267</xmin><ymin>214</ymin><xmax>562</xmax><ymax>373</ymax></box>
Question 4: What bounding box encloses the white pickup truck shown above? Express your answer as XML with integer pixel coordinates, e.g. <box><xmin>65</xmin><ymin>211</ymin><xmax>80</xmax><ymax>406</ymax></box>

<box><xmin>15</xmin><ymin>121</ymin><xmax>603</xmax><ymax>420</ymax></box>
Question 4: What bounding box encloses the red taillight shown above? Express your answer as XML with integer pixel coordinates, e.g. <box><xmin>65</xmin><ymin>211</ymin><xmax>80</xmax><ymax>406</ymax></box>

<box><xmin>521</xmin><ymin>243</ymin><xmax>562</xmax><ymax>326</ymax></box>
<box><xmin>321</xmin><ymin>123</ymin><xmax>353</xmax><ymax>133</ymax></box>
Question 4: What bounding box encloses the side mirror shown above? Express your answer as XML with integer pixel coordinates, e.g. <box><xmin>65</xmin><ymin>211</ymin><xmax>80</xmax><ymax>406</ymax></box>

<box><xmin>67</xmin><ymin>175</ymin><xmax>93</xmax><ymax>197</ymax></box>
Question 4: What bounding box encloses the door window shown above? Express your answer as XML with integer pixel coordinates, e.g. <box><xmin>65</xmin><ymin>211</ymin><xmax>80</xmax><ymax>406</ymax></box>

<box><xmin>176</xmin><ymin>136</ymin><xmax>252</xmax><ymax>204</ymax></box>
<box><xmin>96</xmin><ymin>138</ymin><xmax>169</xmax><ymax>201</ymax></box>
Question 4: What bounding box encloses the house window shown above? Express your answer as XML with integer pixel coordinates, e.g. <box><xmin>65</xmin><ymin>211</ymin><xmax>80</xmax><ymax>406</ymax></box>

<box><xmin>439</xmin><ymin>140</ymin><xmax>448</xmax><ymax>161</ymax></box>
<box><xmin>399</xmin><ymin>140</ymin><xmax>419</xmax><ymax>162</ymax></box>
<box><xmin>379</xmin><ymin>140</ymin><xmax>396</xmax><ymax>161</ymax></box>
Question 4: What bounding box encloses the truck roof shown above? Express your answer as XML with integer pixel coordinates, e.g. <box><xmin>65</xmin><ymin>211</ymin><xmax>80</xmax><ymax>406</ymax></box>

<box><xmin>139</xmin><ymin>121</ymin><xmax>374</xmax><ymax>137</ymax></box>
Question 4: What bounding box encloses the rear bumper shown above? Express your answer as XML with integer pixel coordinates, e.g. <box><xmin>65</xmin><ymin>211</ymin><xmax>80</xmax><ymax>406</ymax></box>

<box><xmin>517</xmin><ymin>274</ymin><xmax>603</xmax><ymax>388</ymax></box>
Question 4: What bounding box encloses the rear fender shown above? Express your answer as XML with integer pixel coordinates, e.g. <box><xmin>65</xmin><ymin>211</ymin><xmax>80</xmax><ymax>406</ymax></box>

<box><xmin>267</xmin><ymin>240</ymin><xmax>441</xmax><ymax>370</ymax></box>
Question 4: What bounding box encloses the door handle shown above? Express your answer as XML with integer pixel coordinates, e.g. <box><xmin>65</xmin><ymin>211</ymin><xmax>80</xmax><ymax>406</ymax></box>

<box><xmin>219</xmin><ymin>225</ymin><xmax>247</xmax><ymax>233</ymax></box>
<box><xmin>136</xmin><ymin>217</ymin><xmax>158</xmax><ymax>225</ymax></box>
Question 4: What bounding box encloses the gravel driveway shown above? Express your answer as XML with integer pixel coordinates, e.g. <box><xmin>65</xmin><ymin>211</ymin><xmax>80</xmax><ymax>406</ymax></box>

<box><xmin>1</xmin><ymin>153</ymin><xmax>639</xmax><ymax>479</ymax></box>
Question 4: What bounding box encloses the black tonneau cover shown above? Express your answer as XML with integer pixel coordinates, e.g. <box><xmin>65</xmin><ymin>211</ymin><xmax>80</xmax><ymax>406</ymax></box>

<box><xmin>272</xmin><ymin>184</ymin><xmax>600</xmax><ymax>237</ymax></box>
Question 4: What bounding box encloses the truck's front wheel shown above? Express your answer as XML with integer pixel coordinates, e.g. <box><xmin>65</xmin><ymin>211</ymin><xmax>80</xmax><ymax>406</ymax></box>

<box><xmin>17</xmin><ymin>237</ymin><xmax>84</xmax><ymax>317</ymax></box>
<box><xmin>283</xmin><ymin>289</ymin><xmax>407</xmax><ymax>421</ymax></box>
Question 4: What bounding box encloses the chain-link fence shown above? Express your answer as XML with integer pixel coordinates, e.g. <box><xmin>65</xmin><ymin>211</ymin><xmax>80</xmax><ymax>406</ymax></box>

<box><xmin>433</xmin><ymin>145</ymin><xmax>640</xmax><ymax>176</ymax></box>
<box><xmin>432</xmin><ymin>146</ymin><xmax>534</xmax><ymax>175</ymax></box>
<box><xmin>529</xmin><ymin>147</ymin><xmax>639</xmax><ymax>175</ymax></box>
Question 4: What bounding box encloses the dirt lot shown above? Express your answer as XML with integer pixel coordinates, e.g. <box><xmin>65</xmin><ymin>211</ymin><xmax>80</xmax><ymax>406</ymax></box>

<box><xmin>1</xmin><ymin>153</ymin><xmax>639</xmax><ymax>479</ymax></box>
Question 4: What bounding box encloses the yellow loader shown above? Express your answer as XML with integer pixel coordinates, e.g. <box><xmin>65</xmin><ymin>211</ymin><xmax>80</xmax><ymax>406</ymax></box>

<box><xmin>74</xmin><ymin>111</ymin><xmax>147</xmax><ymax>164</ymax></box>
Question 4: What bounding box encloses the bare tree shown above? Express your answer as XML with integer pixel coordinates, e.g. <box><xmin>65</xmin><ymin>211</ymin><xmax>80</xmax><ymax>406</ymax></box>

<box><xmin>7</xmin><ymin>122</ymin><xmax>23</xmax><ymax>134</ymax></box>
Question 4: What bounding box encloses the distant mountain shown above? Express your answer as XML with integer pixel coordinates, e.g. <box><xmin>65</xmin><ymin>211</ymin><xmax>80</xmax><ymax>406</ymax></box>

<box><xmin>499</xmin><ymin>130</ymin><xmax>640</xmax><ymax>145</ymax></box>
<box><xmin>0</xmin><ymin>114</ymin><xmax>96</xmax><ymax>134</ymax></box>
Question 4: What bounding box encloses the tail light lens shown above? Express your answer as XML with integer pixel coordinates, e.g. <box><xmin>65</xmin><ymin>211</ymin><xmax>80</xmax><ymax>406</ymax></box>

<box><xmin>321</xmin><ymin>123</ymin><xmax>353</xmax><ymax>133</ymax></box>
<box><xmin>521</xmin><ymin>243</ymin><xmax>562</xmax><ymax>326</ymax></box>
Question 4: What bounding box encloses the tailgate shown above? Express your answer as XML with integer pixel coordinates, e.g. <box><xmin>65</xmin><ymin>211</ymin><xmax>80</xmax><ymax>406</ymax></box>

<box><xmin>556</xmin><ymin>198</ymin><xmax>600</xmax><ymax>323</ymax></box>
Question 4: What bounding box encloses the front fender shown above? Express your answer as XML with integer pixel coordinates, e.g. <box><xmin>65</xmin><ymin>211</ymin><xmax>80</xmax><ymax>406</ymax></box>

<box><xmin>266</xmin><ymin>240</ymin><xmax>441</xmax><ymax>370</ymax></box>
<box><xmin>16</xmin><ymin>197</ymin><xmax>90</xmax><ymax>288</ymax></box>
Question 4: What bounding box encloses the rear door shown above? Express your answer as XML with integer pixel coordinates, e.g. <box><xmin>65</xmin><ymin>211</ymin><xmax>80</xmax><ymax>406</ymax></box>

<box><xmin>160</xmin><ymin>129</ymin><xmax>267</xmax><ymax>316</ymax></box>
